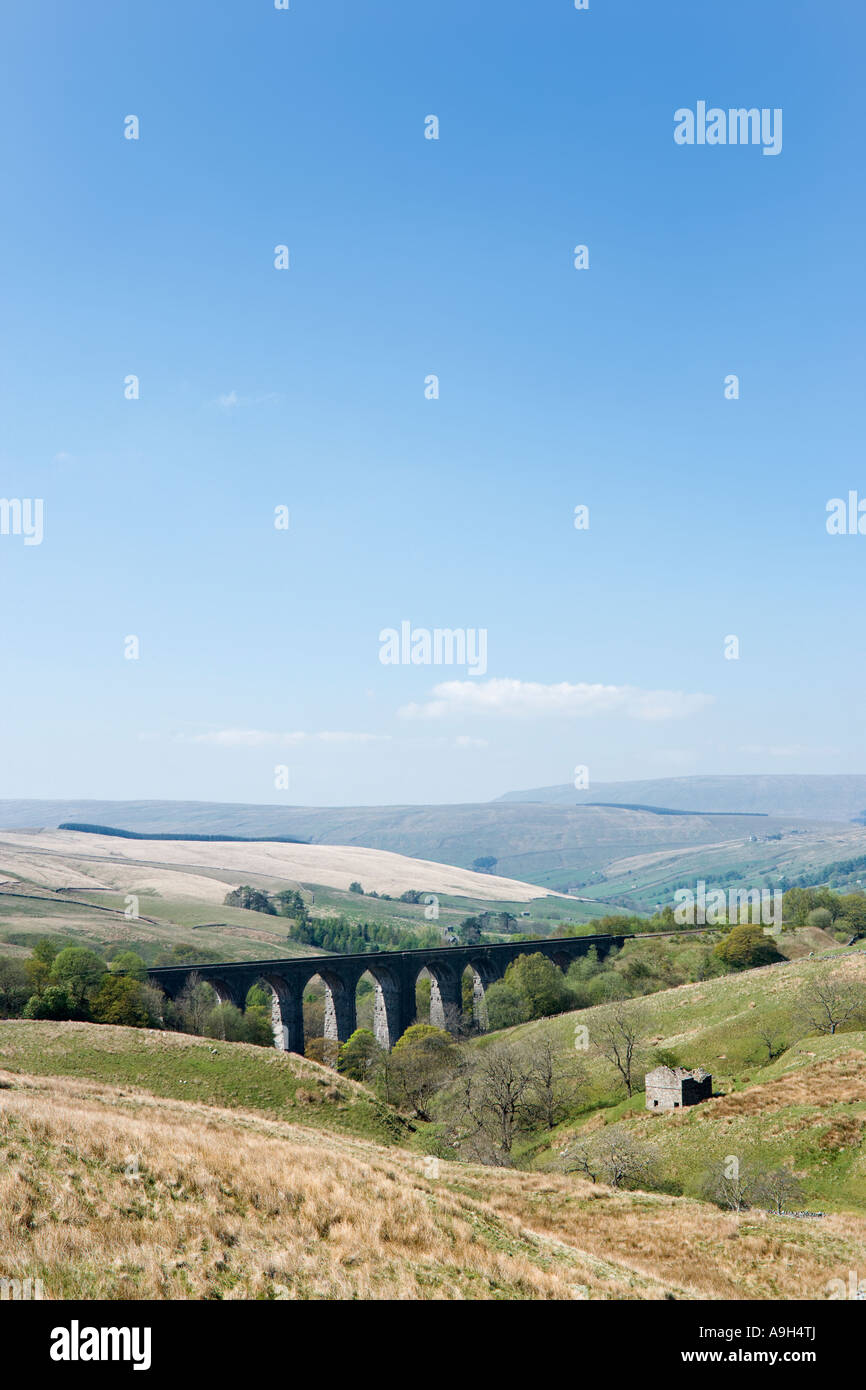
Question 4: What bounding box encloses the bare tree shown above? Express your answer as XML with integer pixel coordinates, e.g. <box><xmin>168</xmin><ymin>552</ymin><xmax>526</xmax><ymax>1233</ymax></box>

<box><xmin>520</xmin><ymin>1037</ymin><xmax>586</xmax><ymax>1131</ymax></box>
<box><xmin>798</xmin><ymin>976</ymin><xmax>865</xmax><ymax>1036</ymax></box>
<box><xmin>562</xmin><ymin>1137</ymin><xmax>600</xmax><ymax>1183</ymax></box>
<box><xmin>175</xmin><ymin>973</ymin><xmax>213</xmax><ymax>1036</ymax></box>
<box><xmin>562</xmin><ymin>1124</ymin><xmax>659</xmax><ymax>1190</ymax></box>
<box><xmin>447</xmin><ymin>1041</ymin><xmax>542</xmax><ymax>1162</ymax></box>
<box><xmin>594</xmin><ymin>1003</ymin><xmax>646</xmax><ymax>1097</ymax></box>
<box><xmin>701</xmin><ymin>1158</ymin><xmax>762</xmax><ymax>1213</ymax></box>
<box><xmin>756</xmin><ymin>1166</ymin><xmax>805</xmax><ymax>1215</ymax></box>
<box><xmin>140</xmin><ymin>981</ymin><xmax>168</xmax><ymax>1027</ymax></box>
<box><xmin>755</xmin><ymin>1019</ymin><xmax>789</xmax><ymax>1063</ymax></box>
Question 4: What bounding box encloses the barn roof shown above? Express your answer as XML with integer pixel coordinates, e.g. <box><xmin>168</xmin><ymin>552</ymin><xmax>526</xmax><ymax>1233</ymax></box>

<box><xmin>645</xmin><ymin>1065</ymin><xmax>710</xmax><ymax>1083</ymax></box>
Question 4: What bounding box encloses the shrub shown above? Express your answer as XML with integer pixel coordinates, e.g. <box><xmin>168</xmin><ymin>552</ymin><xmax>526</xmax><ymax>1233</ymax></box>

<box><xmin>23</xmin><ymin>985</ymin><xmax>78</xmax><ymax>1021</ymax></box>
<box><xmin>806</xmin><ymin>907</ymin><xmax>833</xmax><ymax>930</ymax></box>
<box><xmin>714</xmin><ymin>924</ymin><xmax>782</xmax><ymax>970</ymax></box>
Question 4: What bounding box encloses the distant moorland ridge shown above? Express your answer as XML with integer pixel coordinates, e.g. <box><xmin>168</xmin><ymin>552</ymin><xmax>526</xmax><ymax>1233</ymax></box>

<box><xmin>498</xmin><ymin>774</ymin><xmax>866</xmax><ymax>823</ymax></box>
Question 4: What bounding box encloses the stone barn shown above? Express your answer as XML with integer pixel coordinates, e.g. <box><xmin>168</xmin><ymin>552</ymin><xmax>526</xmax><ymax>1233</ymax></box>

<box><xmin>645</xmin><ymin>1065</ymin><xmax>712</xmax><ymax>1112</ymax></box>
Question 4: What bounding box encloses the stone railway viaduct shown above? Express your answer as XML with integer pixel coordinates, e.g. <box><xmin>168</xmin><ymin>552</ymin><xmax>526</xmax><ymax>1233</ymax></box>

<box><xmin>147</xmin><ymin>934</ymin><xmax>625</xmax><ymax>1054</ymax></box>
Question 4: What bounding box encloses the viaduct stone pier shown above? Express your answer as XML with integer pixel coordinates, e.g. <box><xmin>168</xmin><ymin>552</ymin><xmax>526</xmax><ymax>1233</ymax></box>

<box><xmin>147</xmin><ymin>934</ymin><xmax>624</xmax><ymax>1055</ymax></box>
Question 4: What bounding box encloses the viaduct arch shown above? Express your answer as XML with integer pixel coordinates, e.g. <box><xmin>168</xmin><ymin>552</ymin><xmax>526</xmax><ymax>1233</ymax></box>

<box><xmin>147</xmin><ymin>934</ymin><xmax>624</xmax><ymax>1056</ymax></box>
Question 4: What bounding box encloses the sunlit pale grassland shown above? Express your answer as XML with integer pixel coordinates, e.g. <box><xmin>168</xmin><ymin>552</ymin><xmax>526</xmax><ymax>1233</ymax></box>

<box><xmin>2</xmin><ymin>1066</ymin><xmax>866</xmax><ymax>1300</ymax></box>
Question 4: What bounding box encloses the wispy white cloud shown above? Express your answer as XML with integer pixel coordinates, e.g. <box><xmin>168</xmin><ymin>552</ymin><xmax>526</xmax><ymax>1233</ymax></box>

<box><xmin>399</xmin><ymin>678</ymin><xmax>714</xmax><ymax>723</ymax></box>
<box><xmin>212</xmin><ymin>390</ymin><xmax>282</xmax><ymax>411</ymax></box>
<box><xmin>738</xmin><ymin>743</ymin><xmax>841</xmax><ymax>759</ymax></box>
<box><xmin>176</xmin><ymin>729</ymin><xmax>391</xmax><ymax>748</ymax></box>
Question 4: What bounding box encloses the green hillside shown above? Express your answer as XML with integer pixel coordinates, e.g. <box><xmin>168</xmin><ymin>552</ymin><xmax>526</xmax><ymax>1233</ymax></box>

<box><xmin>0</xmin><ymin>1020</ymin><xmax>406</xmax><ymax>1144</ymax></box>
<box><xmin>465</xmin><ymin>947</ymin><xmax>866</xmax><ymax>1213</ymax></box>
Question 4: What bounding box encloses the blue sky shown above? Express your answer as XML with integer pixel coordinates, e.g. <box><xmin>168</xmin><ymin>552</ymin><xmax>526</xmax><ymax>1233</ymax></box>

<box><xmin>0</xmin><ymin>0</ymin><xmax>863</xmax><ymax>806</ymax></box>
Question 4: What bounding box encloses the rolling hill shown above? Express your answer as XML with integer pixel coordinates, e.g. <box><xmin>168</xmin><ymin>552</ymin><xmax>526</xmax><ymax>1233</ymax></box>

<box><xmin>499</xmin><ymin>774</ymin><xmax>866</xmax><ymax>822</ymax></box>
<box><xmin>475</xmin><ymin>945</ymin><xmax>866</xmax><ymax>1217</ymax></box>
<box><xmin>2</xmin><ymin>1017</ymin><xmax>865</xmax><ymax>1299</ymax></box>
<box><xmin>0</xmin><ymin>827</ymin><xmax>584</xmax><ymax>964</ymax></box>
<box><xmin>2</xmin><ymin>798</ymin><xmax>860</xmax><ymax>896</ymax></box>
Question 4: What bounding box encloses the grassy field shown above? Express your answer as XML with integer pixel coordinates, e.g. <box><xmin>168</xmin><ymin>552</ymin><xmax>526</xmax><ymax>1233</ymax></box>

<box><xmin>0</xmin><ymin>888</ymin><xmax>322</xmax><ymax>964</ymax></box>
<box><xmin>0</xmin><ymin>1021</ymin><xmax>405</xmax><ymax>1145</ymax></box>
<box><xmin>572</xmin><ymin>825</ymin><xmax>866</xmax><ymax>913</ymax></box>
<box><xmin>2</xmin><ymin>1060</ymin><xmax>865</xmax><ymax>1299</ymax></box>
<box><xmin>3</xmin><ymin>941</ymin><xmax>866</xmax><ymax>1299</ymax></box>
<box><xmin>463</xmin><ymin>946</ymin><xmax>866</xmax><ymax>1213</ymax></box>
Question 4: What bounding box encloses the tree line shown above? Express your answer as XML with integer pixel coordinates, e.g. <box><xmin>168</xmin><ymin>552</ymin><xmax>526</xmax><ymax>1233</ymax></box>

<box><xmin>0</xmin><ymin>939</ymin><xmax>272</xmax><ymax>1045</ymax></box>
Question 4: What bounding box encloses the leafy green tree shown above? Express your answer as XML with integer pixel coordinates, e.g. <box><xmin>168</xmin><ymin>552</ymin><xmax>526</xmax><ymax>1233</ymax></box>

<box><xmin>349</xmin><ymin>881</ymin><xmax>363</xmax><ymax>894</ymax></box>
<box><xmin>242</xmin><ymin>1003</ymin><xmax>275</xmax><ymax>1047</ymax></box>
<box><xmin>806</xmin><ymin>907</ymin><xmax>833</xmax><ymax>930</ymax></box>
<box><xmin>23</xmin><ymin>985</ymin><xmax>77</xmax><ymax>1020</ymax></box>
<box><xmin>273</xmin><ymin>889</ymin><xmax>307</xmax><ymax>919</ymax></box>
<box><xmin>835</xmin><ymin>893</ymin><xmax>866</xmax><ymax>934</ymax></box>
<box><xmin>50</xmin><ymin>947</ymin><xmax>107</xmax><ymax>1010</ymax></box>
<box><xmin>305</xmin><ymin>1037</ymin><xmax>339</xmax><ymax>1067</ymax></box>
<box><xmin>154</xmin><ymin>944</ymin><xmax>220</xmax><ymax>967</ymax></box>
<box><xmin>714</xmin><ymin>924</ymin><xmax>782</xmax><ymax>970</ymax></box>
<box><xmin>484</xmin><ymin>979</ymin><xmax>528</xmax><ymax>1030</ymax></box>
<box><xmin>204</xmin><ymin>1002</ymin><xmax>251</xmax><ymax>1042</ymax></box>
<box><xmin>108</xmin><ymin>950</ymin><xmax>147</xmax><ymax>981</ymax></box>
<box><xmin>91</xmin><ymin>974</ymin><xmax>151</xmax><ymax>1027</ymax></box>
<box><xmin>585</xmin><ymin>971</ymin><xmax>628</xmax><ymax>1004</ymax></box>
<box><xmin>458</xmin><ymin>916</ymin><xmax>482</xmax><ymax>945</ymax></box>
<box><xmin>503</xmin><ymin>953</ymin><xmax>573</xmax><ymax>1019</ymax></box>
<box><xmin>0</xmin><ymin>958</ymin><xmax>30</xmax><ymax>1016</ymax></box>
<box><xmin>25</xmin><ymin>937</ymin><xmax>62</xmax><ymax>994</ymax></box>
<box><xmin>288</xmin><ymin>914</ymin><xmax>439</xmax><ymax>954</ymax></box>
<box><xmin>472</xmin><ymin>857</ymin><xmax>497</xmax><ymax>874</ymax></box>
<box><xmin>414</xmin><ymin>974</ymin><xmax>432</xmax><ymax>1022</ymax></box>
<box><xmin>390</xmin><ymin>1024</ymin><xmax>458</xmax><ymax>1119</ymax></box>
<box><xmin>338</xmin><ymin>1027</ymin><xmax>382</xmax><ymax>1080</ymax></box>
<box><xmin>224</xmin><ymin>885</ymin><xmax>275</xmax><ymax>914</ymax></box>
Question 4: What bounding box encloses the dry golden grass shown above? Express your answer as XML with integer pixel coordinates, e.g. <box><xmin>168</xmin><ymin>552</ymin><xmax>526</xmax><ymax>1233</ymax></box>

<box><xmin>709</xmin><ymin>1051</ymin><xmax>866</xmax><ymax>1119</ymax></box>
<box><xmin>3</xmin><ymin>1070</ymin><xmax>865</xmax><ymax>1300</ymax></box>
<box><xmin>444</xmin><ymin>1171</ymin><xmax>866</xmax><ymax>1301</ymax></box>
<box><xmin>0</xmin><ymin>1072</ymin><xmax>623</xmax><ymax>1300</ymax></box>
<box><xmin>0</xmin><ymin>829</ymin><xmax>554</xmax><ymax>902</ymax></box>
